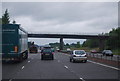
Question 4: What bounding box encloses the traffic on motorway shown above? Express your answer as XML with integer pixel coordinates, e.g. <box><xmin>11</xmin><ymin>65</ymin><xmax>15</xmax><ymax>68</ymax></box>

<box><xmin>2</xmin><ymin>51</ymin><xmax>119</xmax><ymax>80</ymax></box>
<box><xmin>1</xmin><ymin>24</ymin><xmax>119</xmax><ymax>81</ymax></box>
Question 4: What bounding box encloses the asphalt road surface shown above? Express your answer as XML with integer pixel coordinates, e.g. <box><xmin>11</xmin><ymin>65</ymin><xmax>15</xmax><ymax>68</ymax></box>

<box><xmin>2</xmin><ymin>52</ymin><xmax>120</xmax><ymax>81</ymax></box>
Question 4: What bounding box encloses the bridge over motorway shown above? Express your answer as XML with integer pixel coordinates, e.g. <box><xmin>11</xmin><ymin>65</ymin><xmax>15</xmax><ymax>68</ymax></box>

<box><xmin>28</xmin><ymin>32</ymin><xmax>110</xmax><ymax>51</ymax></box>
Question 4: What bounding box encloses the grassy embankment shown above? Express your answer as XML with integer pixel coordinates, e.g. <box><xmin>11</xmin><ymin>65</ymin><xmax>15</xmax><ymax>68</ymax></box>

<box><xmin>112</xmin><ymin>49</ymin><xmax>120</xmax><ymax>55</ymax></box>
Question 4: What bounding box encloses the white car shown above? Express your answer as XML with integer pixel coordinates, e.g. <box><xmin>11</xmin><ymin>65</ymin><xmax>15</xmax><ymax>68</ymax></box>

<box><xmin>67</xmin><ymin>48</ymin><xmax>71</xmax><ymax>51</ymax></box>
<box><xmin>70</xmin><ymin>50</ymin><xmax>87</xmax><ymax>63</ymax></box>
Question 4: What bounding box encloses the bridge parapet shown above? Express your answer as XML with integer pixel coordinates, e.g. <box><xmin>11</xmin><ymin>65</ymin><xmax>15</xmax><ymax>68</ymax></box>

<box><xmin>28</xmin><ymin>32</ymin><xmax>109</xmax><ymax>36</ymax></box>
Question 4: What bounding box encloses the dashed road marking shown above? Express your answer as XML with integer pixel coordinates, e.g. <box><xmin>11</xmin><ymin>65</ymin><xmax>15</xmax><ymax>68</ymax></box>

<box><xmin>9</xmin><ymin>79</ymin><xmax>12</xmax><ymax>81</ymax></box>
<box><xmin>64</xmin><ymin>65</ymin><xmax>69</xmax><ymax>69</ymax></box>
<box><xmin>88</xmin><ymin>60</ymin><xmax>120</xmax><ymax>70</ymax></box>
<box><xmin>21</xmin><ymin>66</ymin><xmax>25</xmax><ymax>70</ymax></box>
<box><xmin>28</xmin><ymin>61</ymin><xmax>30</xmax><ymax>63</ymax></box>
<box><xmin>58</xmin><ymin>60</ymin><xmax>60</xmax><ymax>62</ymax></box>
<box><xmin>80</xmin><ymin>78</ymin><xmax>85</xmax><ymax>81</ymax></box>
<box><xmin>54</xmin><ymin>56</ymin><xmax>56</xmax><ymax>59</ymax></box>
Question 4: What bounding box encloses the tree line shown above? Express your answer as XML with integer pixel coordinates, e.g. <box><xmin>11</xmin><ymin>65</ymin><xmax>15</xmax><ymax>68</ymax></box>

<box><xmin>82</xmin><ymin>27</ymin><xmax>120</xmax><ymax>50</ymax></box>
<box><xmin>49</xmin><ymin>41</ymin><xmax>81</xmax><ymax>49</ymax></box>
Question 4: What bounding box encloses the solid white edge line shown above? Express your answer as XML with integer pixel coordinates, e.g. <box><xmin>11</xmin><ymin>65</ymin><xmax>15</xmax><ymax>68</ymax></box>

<box><xmin>88</xmin><ymin>60</ymin><xmax>120</xmax><ymax>70</ymax></box>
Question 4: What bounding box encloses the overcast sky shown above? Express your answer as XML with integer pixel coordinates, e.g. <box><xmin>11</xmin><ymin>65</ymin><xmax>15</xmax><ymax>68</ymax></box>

<box><xmin>2</xmin><ymin>1</ymin><xmax>118</xmax><ymax>45</ymax></box>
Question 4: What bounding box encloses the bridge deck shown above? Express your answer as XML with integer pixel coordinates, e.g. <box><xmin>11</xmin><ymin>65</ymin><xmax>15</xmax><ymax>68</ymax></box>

<box><xmin>28</xmin><ymin>33</ymin><xmax>109</xmax><ymax>39</ymax></box>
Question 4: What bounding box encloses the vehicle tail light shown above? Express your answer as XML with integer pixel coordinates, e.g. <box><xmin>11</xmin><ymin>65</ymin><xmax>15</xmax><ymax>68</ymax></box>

<box><xmin>14</xmin><ymin>46</ymin><xmax>18</xmax><ymax>52</ymax></box>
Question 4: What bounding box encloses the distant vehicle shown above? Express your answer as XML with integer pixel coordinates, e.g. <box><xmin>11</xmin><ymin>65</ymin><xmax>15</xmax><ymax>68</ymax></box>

<box><xmin>41</xmin><ymin>48</ymin><xmax>54</xmax><ymax>60</ymax></box>
<box><xmin>90</xmin><ymin>49</ymin><xmax>97</xmax><ymax>53</ymax></box>
<box><xmin>2</xmin><ymin>24</ymin><xmax>28</xmax><ymax>62</ymax></box>
<box><xmin>29</xmin><ymin>45</ymin><xmax>38</xmax><ymax>53</ymax></box>
<box><xmin>56</xmin><ymin>48</ymin><xmax>60</xmax><ymax>52</ymax></box>
<box><xmin>102</xmin><ymin>50</ymin><xmax>113</xmax><ymax>56</ymax></box>
<box><xmin>70</xmin><ymin>50</ymin><xmax>87</xmax><ymax>63</ymax></box>
<box><xmin>67</xmin><ymin>48</ymin><xmax>71</xmax><ymax>51</ymax></box>
<box><xmin>51</xmin><ymin>48</ymin><xmax>55</xmax><ymax>52</ymax></box>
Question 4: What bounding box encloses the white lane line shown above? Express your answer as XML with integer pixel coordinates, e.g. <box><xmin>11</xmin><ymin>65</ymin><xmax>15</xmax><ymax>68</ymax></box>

<box><xmin>80</xmin><ymin>78</ymin><xmax>85</xmax><ymax>81</ymax></box>
<box><xmin>9</xmin><ymin>79</ymin><xmax>12</xmax><ymax>81</ymax></box>
<box><xmin>28</xmin><ymin>61</ymin><xmax>30</xmax><ymax>63</ymax></box>
<box><xmin>88</xmin><ymin>60</ymin><xmax>120</xmax><ymax>70</ymax></box>
<box><xmin>21</xmin><ymin>66</ymin><xmax>25</xmax><ymax>70</ymax></box>
<box><xmin>54</xmin><ymin>56</ymin><xmax>56</xmax><ymax>59</ymax></box>
<box><xmin>64</xmin><ymin>65</ymin><xmax>69</xmax><ymax>69</ymax></box>
<box><xmin>58</xmin><ymin>60</ymin><xmax>60</xmax><ymax>62</ymax></box>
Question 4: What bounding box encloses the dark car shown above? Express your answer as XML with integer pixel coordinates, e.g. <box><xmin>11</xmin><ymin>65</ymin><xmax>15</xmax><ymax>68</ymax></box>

<box><xmin>102</xmin><ymin>50</ymin><xmax>113</xmax><ymax>56</ymax></box>
<box><xmin>29</xmin><ymin>46</ymin><xmax>38</xmax><ymax>53</ymax></box>
<box><xmin>41</xmin><ymin>49</ymin><xmax>54</xmax><ymax>60</ymax></box>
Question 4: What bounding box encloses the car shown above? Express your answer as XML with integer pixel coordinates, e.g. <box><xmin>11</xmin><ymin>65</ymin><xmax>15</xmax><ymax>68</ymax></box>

<box><xmin>56</xmin><ymin>48</ymin><xmax>60</xmax><ymax>52</ymax></box>
<box><xmin>29</xmin><ymin>46</ymin><xmax>38</xmax><ymax>53</ymax></box>
<box><xmin>90</xmin><ymin>49</ymin><xmax>97</xmax><ymax>53</ymax></box>
<box><xmin>41</xmin><ymin>48</ymin><xmax>54</xmax><ymax>60</ymax></box>
<box><xmin>70</xmin><ymin>50</ymin><xmax>87</xmax><ymax>63</ymax></box>
<box><xmin>102</xmin><ymin>50</ymin><xmax>113</xmax><ymax>56</ymax></box>
<box><xmin>67</xmin><ymin>48</ymin><xmax>71</xmax><ymax>51</ymax></box>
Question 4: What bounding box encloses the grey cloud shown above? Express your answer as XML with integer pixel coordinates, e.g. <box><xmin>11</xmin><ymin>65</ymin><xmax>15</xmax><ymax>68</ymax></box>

<box><xmin>2</xmin><ymin>2</ymin><xmax>118</xmax><ymax>34</ymax></box>
<box><xmin>118</xmin><ymin>2</ymin><xmax>120</xmax><ymax>27</ymax></box>
<box><xmin>2</xmin><ymin>2</ymin><xmax>117</xmax><ymax>22</ymax></box>
<box><xmin>2</xmin><ymin>2</ymin><xmax>118</xmax><ymax>45</ymax></box>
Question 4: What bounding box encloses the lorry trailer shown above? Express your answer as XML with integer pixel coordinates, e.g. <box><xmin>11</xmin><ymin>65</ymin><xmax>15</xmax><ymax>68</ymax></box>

<box><xmin>2</xmin><ymin>24</ymin><xmax>28</xmax><ymax>62</ymax></box>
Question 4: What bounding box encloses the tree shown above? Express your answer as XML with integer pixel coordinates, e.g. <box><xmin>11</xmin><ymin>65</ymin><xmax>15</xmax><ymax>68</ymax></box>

<box><xmin>70</xmin><ymin>43</ymin><xmax>76</xmax><ymax>47</ymax></box>
<box><xmin>66</xmin><ymin>43</ymin><xmax>69</xmax><ymax>46</ymax></box>
<box><xmin>106</xmin><ymin>27</ymin><xmax>120</xmax><ymax>49</ymax></box>
<box><xmin>12</xmin><ymin>20</ymin><xmax>16</xmax><ymax>24</ymax></box>
<box><xmin>2</xmin><ymin>9</ymin><xmax>10</xmax><ymax>24</ymax></box>
<box><xmin>0</xmin><ymin>18</ymin><xmax>2</xmax><ymax>24</ymax></box>
<box><xmin>31</xmin><ymin>42</ymin><xmax>34</xmax><ymax>45</ymax></box>
<box><xmin>49</xmin><ymin>42</ymin><xmax>60</xmax><ymax>48</ymax></box>
<box><xmin>76</xmin><ymin>41</ymin><xmax>81</xmax><ymax>48</ymax></box>
<box><xmin>82</xmin><ymin>39</ymin><xmax>99</xmax><ymax>48</ymax></box>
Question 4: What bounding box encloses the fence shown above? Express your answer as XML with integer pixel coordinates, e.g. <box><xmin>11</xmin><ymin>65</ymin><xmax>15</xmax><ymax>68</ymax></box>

<box><xmin>87</xmin><ymin>52</ymin><xmax>120</xmax><ymax>62</ymax></box>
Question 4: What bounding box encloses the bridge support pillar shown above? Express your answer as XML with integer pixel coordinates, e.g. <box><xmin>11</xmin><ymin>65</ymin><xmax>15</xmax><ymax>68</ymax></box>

<box><xmin>60</xmin><ymin>37</ymin><xmax>64</xmax><ymax>50</ymax></box>
<box><xmin>99</xmin><ymin>39</ymin><xmax>105</xmax><ymax>52</ymax></box>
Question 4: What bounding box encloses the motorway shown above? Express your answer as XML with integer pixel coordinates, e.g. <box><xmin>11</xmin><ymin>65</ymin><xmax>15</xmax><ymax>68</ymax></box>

<box><xmin>2</xmin><ymin>52</ymin><xmax>119</xmax><ymax>81</ymax></box>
